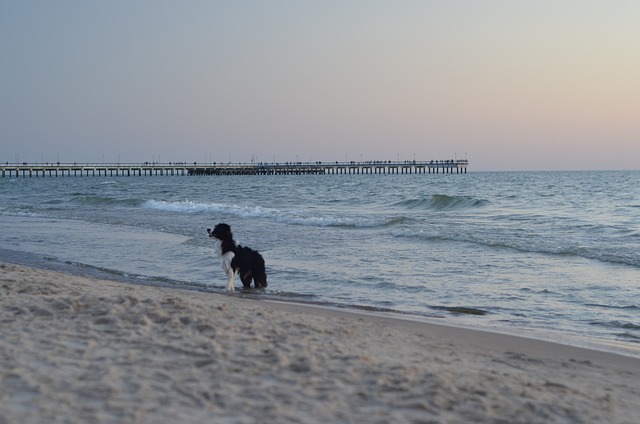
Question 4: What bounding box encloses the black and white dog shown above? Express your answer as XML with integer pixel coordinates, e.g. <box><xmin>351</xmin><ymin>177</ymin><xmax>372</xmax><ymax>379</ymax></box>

<box><xmin>207</xmin><ymin>223</ymin><xmax>267</xmax><ymax>290</ymax></box>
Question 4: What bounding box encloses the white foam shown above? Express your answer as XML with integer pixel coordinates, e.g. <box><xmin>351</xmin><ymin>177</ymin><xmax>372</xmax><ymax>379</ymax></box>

<box><xmin>142</xmin><ymin>199</ymin><xmax>389</xmax><ymax>228</ymax></box>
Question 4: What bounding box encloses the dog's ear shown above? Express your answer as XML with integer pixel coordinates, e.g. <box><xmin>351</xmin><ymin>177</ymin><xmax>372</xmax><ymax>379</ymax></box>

<box><xmin>214</xmin><ymin>223</ymin><xmax>232</xmax><ymax>238</ymax></box>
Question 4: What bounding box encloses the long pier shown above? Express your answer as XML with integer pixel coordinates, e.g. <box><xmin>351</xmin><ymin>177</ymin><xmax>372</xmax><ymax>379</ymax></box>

<box><xmin>1</xmin><ymin>159</ymin><xmax>468</xmax><ymax>178</ymax></box>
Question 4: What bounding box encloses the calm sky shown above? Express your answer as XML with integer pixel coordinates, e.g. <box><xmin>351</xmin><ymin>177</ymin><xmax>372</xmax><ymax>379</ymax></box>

<box><xmin>1</xmin><ymin>1</ymin><xmax>638</xmax><ymax>171</ymax></box>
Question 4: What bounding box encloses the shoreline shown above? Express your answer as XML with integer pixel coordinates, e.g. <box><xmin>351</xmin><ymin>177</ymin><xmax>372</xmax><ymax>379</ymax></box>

<box><xmin>262</xmin><ymin>298</ymin><xmax>640</xmax><ymax>361</ymax></box>
<box><xmin>2</xmin><ymin>262</ymin><xmax>639</xmax><ymax>423</ymax></box>
<box><xmin>4</xmin><ymin>244</ymin><xmax>639</xmax><ymax>361</ymax></box>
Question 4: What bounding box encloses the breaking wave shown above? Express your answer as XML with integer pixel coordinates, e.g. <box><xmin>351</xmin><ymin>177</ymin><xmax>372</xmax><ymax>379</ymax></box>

<box><xmin>143</xmin><ymin>200</ymin><xmax>407</xmax><ymax>229</ymax></box>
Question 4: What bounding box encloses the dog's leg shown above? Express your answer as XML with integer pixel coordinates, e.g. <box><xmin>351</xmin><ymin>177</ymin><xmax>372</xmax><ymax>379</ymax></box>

<box><xmin>227</xmin><ymin>270</ymin><xmax>237</xmax><ymax>291</ymax></box>
<box><xmin>240</xmin><ymin>272</ymin><xmax>253</xmax><ymax>288</ymax></box>
<box><xmin>221</xmin><ymin>251</ymin><xmax>236</xmax><ymax>291</ymax></box>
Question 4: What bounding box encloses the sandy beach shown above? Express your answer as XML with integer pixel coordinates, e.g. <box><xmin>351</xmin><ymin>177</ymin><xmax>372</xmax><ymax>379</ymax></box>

<box><xmin>1</xmin><ymin>262</ymin><xmax>639</xmax><ymax>423</ymax></box>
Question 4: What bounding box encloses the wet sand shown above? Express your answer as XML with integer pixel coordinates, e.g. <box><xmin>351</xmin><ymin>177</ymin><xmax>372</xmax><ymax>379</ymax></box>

<box><xmin>1</xmin><ymin>262</ymin><xmax>639</xmax><ymax>423</ymax></box>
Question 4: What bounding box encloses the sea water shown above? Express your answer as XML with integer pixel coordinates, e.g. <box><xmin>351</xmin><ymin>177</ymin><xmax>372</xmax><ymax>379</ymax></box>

<box><xmin>1</xmin><ymin>171</ymin><xmax>639</xmax><ymax>356</ymax></box>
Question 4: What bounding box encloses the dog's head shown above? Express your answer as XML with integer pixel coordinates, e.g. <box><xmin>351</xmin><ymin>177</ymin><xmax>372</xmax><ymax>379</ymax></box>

<box><xmin>207</xmin><ymin>223</ymin><xmax>233</xmax><ymax>241</ymax></box>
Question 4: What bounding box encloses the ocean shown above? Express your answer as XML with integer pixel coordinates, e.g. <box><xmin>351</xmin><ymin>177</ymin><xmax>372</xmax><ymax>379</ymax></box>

<box><xmin>1</xmin><ymin>171</ymin><xmax>639</xmax><ymax>357</ymax></box>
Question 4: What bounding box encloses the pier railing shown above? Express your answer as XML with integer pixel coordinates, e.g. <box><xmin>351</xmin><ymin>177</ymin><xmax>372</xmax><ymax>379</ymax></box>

<box><xmin>1</xmin><ymin>159</ymin><xmax>468</xmax><ymax>178</ymax></box>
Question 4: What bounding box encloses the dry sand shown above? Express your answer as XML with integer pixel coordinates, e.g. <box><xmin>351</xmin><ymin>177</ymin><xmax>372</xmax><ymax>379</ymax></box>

<box><xmin>1</xmin><ymin>262</ymin><xmax>639</xmax><ymax>423</ymax></box>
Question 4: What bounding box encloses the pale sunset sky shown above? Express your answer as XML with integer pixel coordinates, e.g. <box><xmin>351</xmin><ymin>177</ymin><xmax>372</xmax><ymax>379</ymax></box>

<box><xmin>1</xmin><ymin>1</ymin><xmax>638</xmax><ymax>171</ymax></box>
